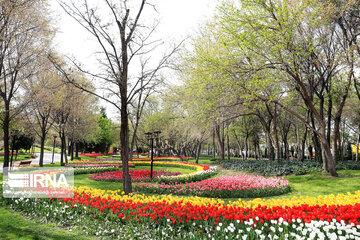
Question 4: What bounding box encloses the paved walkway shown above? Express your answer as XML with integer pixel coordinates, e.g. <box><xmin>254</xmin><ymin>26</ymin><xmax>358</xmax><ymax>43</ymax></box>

<box><xmin>13</xmin><ymin>152</ymin><xmax>61</xmax><ymax>166</ymax></box>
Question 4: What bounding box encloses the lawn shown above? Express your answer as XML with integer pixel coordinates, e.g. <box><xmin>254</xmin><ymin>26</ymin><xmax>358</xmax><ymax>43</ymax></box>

<box><xmin>74</xmin><ymin>165</ymin><xmax>196</xmax><ymax>191</ymax></box>
<box><xmin>0</xmin><ymin>154</ymin><xmax>33</xmax><ymax>163</ymax></box>
<box><xmin>0</xmin><ymin>205</ymin><xmax>95</xmax><ymax>240</ymax></box>
<box><xmin>32</xmin><ymin>147</ymin><xmax>61</xmax><ymax>153</ymax></box>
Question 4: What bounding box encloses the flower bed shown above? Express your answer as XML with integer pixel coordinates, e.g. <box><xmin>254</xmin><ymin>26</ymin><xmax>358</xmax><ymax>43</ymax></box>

<box><xmin>131</xmin><ymin>156</ymin><xmax>191</xmax><ymax>161</ymax></box>
<box><xmin>158</xmin><ymin>166</ymin><xmax>218</xmax><ymax>184</ymax></box>
<box><xmin>69</xmin><ymin>160</ymin><xmax>213</xmax><ymax>182</ymax></box>
<box><xmin>88</xmin><ymin>169</ymin><xmax>182</xmax><ymax>182</ymax></box>
<box><xmin>79</xmin><ymin>153</ymin><xmax>105</xmax><ymax>158</ymax></box>
<box><xmin>65</xmin><ymin>163</ymin><xmax>134</xmax><ymax>168</ymax></box>
<box><xmin>134</xmin><ymin>175</ymin><xmax>290</xmax><ymax>198</ymax></box>
<box><xmin>131</xmin><ymin>161</ymin><xmax>216</xmax><ymax>183</ymax></box>
<box><xmin>3</xmin><ymin>188</ymin><xmax>360</xmax><ymax>239</ymax></box>
<box><xmin>85</xmin><ymin>158</ymin><xmax>119</xmax><ymax>162</ymax></box>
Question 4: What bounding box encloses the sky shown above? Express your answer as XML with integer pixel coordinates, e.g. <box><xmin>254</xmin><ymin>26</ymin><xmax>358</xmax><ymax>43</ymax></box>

<box><xmin>49</xmin><ymin>0</ymin><xmax>219</xmax><ymax>120</ymax></box>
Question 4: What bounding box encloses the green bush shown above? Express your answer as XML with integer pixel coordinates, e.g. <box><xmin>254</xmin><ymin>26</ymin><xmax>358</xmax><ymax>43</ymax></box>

<box><xmin>219</xmin><ymin>159</ymin><xmax>360</xmax><ymax>176</ymax></box>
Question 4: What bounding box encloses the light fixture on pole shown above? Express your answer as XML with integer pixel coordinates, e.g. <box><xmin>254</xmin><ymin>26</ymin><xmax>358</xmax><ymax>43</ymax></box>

<box><xmin>145</xmin><ymin>131</ymin><xmax>161</xmax><ymax>180</ymax></box>
<box><xmin>51</xmin><ymin>135</ymin><xmax>57</xmax><ymax>164</ymax></box>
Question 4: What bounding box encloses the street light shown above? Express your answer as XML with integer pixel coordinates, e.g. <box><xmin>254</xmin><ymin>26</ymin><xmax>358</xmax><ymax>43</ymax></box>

<box><xmin>10</xmin><ymin>129</ymin><xmax>19</xmax><ymax>170</ymax></box>
<box><xmin>51</xmin><ymin>135</ymin><xmax>57</xmax><ymax>164</ymax></box>
<box><xmin>145</xmin><ymin>131</ymin><xmax>161</xmax><ymax>180</ymax></box>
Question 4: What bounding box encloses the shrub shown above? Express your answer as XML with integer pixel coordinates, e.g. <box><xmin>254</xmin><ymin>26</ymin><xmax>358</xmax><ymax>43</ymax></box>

<box><xmin>220</xmin><ymin>159</ymin><xmax>360</xmax><ymax>176</ymax></box>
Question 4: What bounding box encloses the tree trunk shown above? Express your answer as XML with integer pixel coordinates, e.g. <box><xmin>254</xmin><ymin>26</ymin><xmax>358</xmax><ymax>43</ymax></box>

<box><xmin>2</xmin><ymin>105</ymin><xmax>10</xmax><ymax>173</ymax></box>
<box><xmin>62</xmin><ymin>136</ymin><xmax>67</xmax><ymax>164</ymax></box>
<box><xmin>39</xmin><ymin>134</ymin><xmax>46</xmax><ymax>167</ymax></box>
<box><xmin>195</xmin><ymin>141</ymin><xmax>202</xmax><ymax>164</ymax></box>
<box><xmin>233</xmin><ymin>129</ymin><xmax>243</xmax><ymax>159</ymax></box>
<box><xmin>356</xmin><ymin>133</ymin><xmax>360</xmax><ymax>162</ymax></box>
<box><xmin>273</xmin><ymin>104</ymin><xmax>280</xmax><ymax>162</ymax></box>
<box><xmin>75</xmin><ymin>142</ymin><xmax>79</xmax><ymax>158</ymax></box>
<box><xmin>244</xmin><ymin>134</ymin><xmax>248</xmax><ymax>160</ymax></box>
<box><xmin>226</xmin><ymin>128</ymin><xmax>230</xmax><ymax>160</ymax></box>
<box><xmin>310</xmin><ymin>113</ymin><xmax>322</xmax><ymax>163</ymax></box>
<box><xmin>320</xmin><ymin>125</ymin><xmax>338</xmax><ymax>176</ymax></box>
<box><xmin>327</xmin><ymin>95</ymin><xmax>332</xmax><ymax>145</ymax></box>
<box><xmin>283</xmin><ymin>138</ymin><xmax>289</xmax><ymax>160</ymax></box>
<box><xmin>129</xmin><ymin>123</ymin><xmax>138</xmax><ymax>161</ymax></box>
<box><xmin>215</xmin><ymin>124</ymin><xmax>225</xmax><ymax>161</ymax></box>
<box><xmin>332</xmin><ymin>116</ymin><xmax>341</xmax><ymax>164</ymax></box>
<box><xmin>59</xmin><ymin>130</ymin><xmax>64</xmax><ymax>166</ymax></box>
<box><xmin>298</xmin><ymin>128</ymin><xmax>307</xmax><ymax>161</ymax></box>
<box><xmin>212</xmin><ymin>129</ymin><xmax>216</xmax><ymax>159</ymax></box>
<box><xmin>70</xmin><ymin>141</ymin><xmax>74</xmax><ymax>160</ymax></box>
<box><xmin>120</xmin><ymin>94</ymin><xmax>132</xmax><ymax>194</ymax></box>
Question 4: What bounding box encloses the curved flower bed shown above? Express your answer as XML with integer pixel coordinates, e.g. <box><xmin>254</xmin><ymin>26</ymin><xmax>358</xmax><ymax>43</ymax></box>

<box><xmin>4</xmin><ymin>188</ymin><xmax>360</xmax><ymax>239</ymax></box>
<box><xmin>65</xmin><ymin>163</ymin><xmax>134</xmax><ymax>168</ymax></box>
<box><xmin>134</xmin><ymin>175</ymin><xmax>290</xmax><ymax>198</ymax></box>
<box><xmin>88</xmin><ymin>169</ymin><xmax>182</xmax><ymax>182</ymax></box>
<box><xmin>158</xmin><ymin>166</ymin><xmax>218</xmax><ymax>184</ymax></box>
<box><xmin>68</xmin><ymin>160</ymin><xmax>215</xmax><ymax>183</ymax></box>
<box><xmin>79</xmin><ymin>153</ymin><xmax>104</xmax><ymax>158</ymax></box>
<box><xmin>131</xmin><ymin>156</ymin><xmax>191</xmax><ymax>161</ymax></box>
<box><xmin>81</xmin><ymin>158</ymin><xmax>120</xmax><ymax>162</ymax></box>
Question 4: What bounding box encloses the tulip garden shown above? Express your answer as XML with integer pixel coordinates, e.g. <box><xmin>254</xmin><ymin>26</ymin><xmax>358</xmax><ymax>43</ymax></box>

<box><xmin>1</xmin><ymin>156</ymin><xmax>360</xmax><ymax>239</ymax></box>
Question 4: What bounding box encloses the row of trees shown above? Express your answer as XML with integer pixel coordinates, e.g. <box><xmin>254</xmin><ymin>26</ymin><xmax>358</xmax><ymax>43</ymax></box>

<box><xmin>176</xmin><ymin>0</ymin><xmax>360</xmax><ymax>177</ymax></box>
<box><xmin>0</xmin><ymin>0</ymin><xmax>119</xmax><ymax>169</ymax></box>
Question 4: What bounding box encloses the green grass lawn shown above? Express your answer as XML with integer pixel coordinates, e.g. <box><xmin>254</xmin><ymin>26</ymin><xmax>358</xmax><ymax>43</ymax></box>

<box><xmin>74</xmin><ymin>165</ymin><xmax>195</xmax><ymax>191</ymax></box>
<box><xmin>282</xmin><ymin>169</ymin><xmax>360</xmax><ymax>198</ymax></box>
<box><xmin>33</xmin><ymin>147</ymin><xmax>61</xmax><ymax>153</ymax></box>
<box><xmin>0</xmin><ymin>205</ymin><xmax>95</xmax><ymax>240</ymax></box>
<box><xmin>0</xmin><ymin>154</ymin><xmax>33</xmax><ymax>163</ymax></box>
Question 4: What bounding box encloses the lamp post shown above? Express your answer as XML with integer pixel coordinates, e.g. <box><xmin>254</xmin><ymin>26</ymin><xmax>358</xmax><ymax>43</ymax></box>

<box><xmin>51</xmin><ymin>135</ymin><xmax>57</xmax><ymax>164</ymax></box>
<box><xmin>10</xmin><ymin>129</ymin><xmax>19</xmax><ymax>170</ymax></box>
<box><xmin>145</xmin><ymin>131</ymin><xmax>161</xmax><ymax>180</ymax></box>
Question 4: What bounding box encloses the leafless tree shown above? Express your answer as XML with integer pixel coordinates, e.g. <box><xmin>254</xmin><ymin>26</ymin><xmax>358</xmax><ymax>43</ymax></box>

<box><xmin>0</xmin><ymin>0</ymin><xmax>52</xmax><ymax>171</ymax></box>
<box><xmin>50</xmin><ymin>0</ymin><xmax>179</xmax><ymax>193</ymax></box>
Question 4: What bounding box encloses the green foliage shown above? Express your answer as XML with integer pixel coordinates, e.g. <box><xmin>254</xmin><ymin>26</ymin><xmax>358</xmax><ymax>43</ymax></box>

<box><xmin>95</xmin><ymin>114</ymin><xmax>114</xmax><ymax>146</ymax></box>
<box><xmin>220</xmin><ymin>159</ymin><xmax>360</xmax><ymax>176</ymax></box>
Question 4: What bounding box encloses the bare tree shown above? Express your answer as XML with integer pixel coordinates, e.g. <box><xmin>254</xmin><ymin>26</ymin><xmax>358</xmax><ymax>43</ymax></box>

<box><xmin>51</xmin><ymin>0</ymin><xmax>178</xmax><ymax>194</ymax></box>
<box><xmin>24</xmin><ymin>70</ymin><xmax>59</xmax><ymax>166</ymax></box>
<box><xmin>0</xmin><ymin>0</ymin><xmax>51</xmax><ymax>171</ymax></box>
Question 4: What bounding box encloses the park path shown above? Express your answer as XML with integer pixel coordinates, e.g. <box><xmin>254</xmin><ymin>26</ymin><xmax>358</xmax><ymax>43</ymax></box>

<box><xmin>13</xmin><ymin>152</ymin><xmax>61</xmax><ymax>166</ymax></box>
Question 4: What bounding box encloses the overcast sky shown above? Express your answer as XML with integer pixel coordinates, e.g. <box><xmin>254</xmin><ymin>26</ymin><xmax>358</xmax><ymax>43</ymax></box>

<box><xmin>49</xmin><ymin>0</ymin><xmax>219</xmax><ymax>120</ymax></box>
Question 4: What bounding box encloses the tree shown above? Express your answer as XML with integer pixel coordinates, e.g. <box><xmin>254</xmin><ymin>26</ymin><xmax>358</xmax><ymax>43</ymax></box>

<box><xmin>51</xmin><ymin>0</ymin><xmax>178</xmax><ymax>194</ymax></box>
<box><xmin>24</xmin><ymin>69</ymin><xmax>59</xmax><ymax>166</ymax></box>
<box><xmin>0</xmin><ymin>0</ymin><xmax>52</xmax><ymax>171</ymax></box>
<box><xmin>180</xmin><ymin>0</ymin><xmax>360</xmax><ymax>176</ymax></box>
<box><xmin>50</xmin><ymin>74</ymin><xmax>94</xmax><ymax>166</ymax></box>
<box><xmin>95</xmin><ymin>113</ymin><xmax>115</xmax><ymax>154</ymax></box>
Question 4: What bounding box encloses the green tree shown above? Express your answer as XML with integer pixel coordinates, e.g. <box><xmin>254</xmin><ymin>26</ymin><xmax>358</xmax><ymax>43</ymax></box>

<box><xmin>95</xmin><ymin>114</ymin><xmax>115</xmax><ymax>154</ymax></box>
